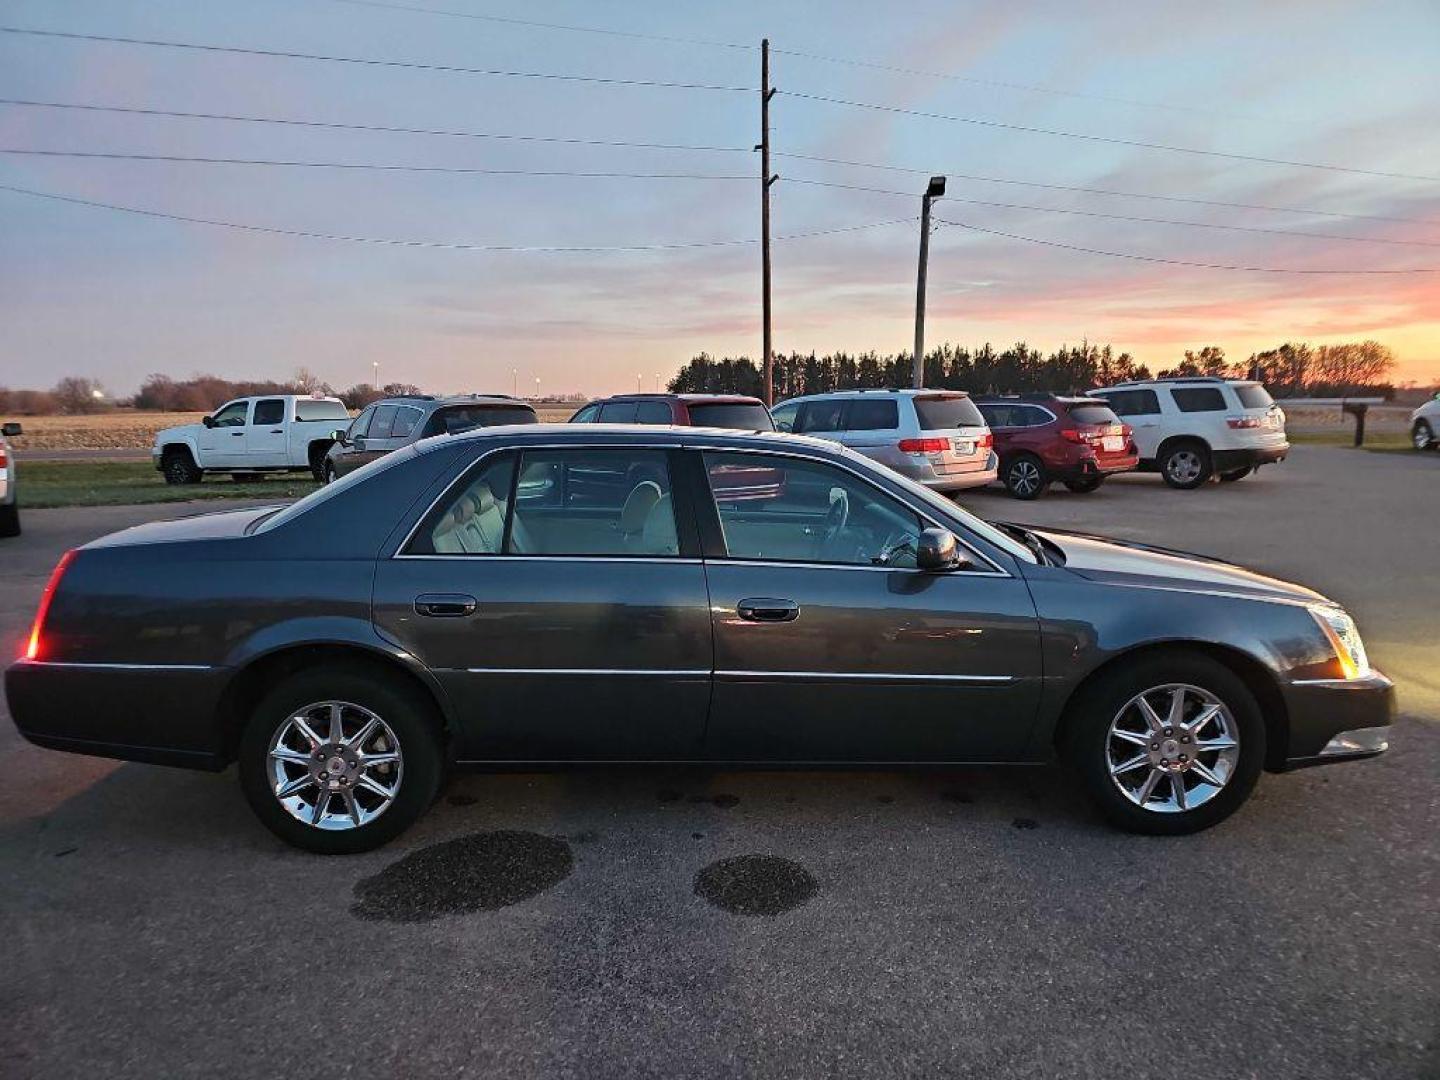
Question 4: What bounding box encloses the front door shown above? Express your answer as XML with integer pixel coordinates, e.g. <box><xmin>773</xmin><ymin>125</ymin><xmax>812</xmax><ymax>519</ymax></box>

<box><xmin>198</xmin><ymin>399</ymin><xmax>251</xmax><ymax>467</ymax></box>
<box><xmin>373</xmin><ymin>444</ymin><xmax>712</xmax><ymax>761</ymax></box>
<box><xmin>692</xmin><ymin>449</ymin><xmax>1042</xmax><ymax>762</ymax></box>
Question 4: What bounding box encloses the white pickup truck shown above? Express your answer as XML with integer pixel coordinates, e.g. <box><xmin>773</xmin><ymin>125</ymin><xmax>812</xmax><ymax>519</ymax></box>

<box><xmin>152</xmin><ymin>395</ymin><xmax>352</xmax><ymax>484</ymax></box>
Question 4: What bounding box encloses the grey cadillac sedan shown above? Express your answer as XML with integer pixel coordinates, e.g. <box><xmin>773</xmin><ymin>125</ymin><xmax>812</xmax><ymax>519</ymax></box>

<box><xmin>5</xmin><ymin>426</ymin><xmax>1391</xmax><ymax>853</ymax></box>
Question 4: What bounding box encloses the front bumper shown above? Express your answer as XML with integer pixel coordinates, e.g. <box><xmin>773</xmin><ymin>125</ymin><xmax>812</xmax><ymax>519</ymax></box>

<box><xmin>1276</xmin><ymin>670</ymin><xmax>1394</xmax><ymax>770</ymax></box>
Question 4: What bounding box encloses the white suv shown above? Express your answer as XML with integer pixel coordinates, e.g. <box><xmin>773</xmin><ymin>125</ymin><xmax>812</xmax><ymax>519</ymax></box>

<box><xmin>770</xmin><ymin>389</ymin><xmax>997</xmax><ymax>492</ymax></box>
<box><xmin>1089</xmin><ymin>377</ymin><xmax>1288</xmax><ymax>489</ymax></box>
<box><xmin>1410</xmin><ymin>393</ymin><xmax>1440</xmax><ymax>451</ymax></box>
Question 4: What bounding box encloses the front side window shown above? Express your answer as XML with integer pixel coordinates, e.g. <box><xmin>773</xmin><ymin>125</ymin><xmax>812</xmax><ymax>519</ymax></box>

<box><xmin>1102</xmin><ymin>389</ymin><xmax>1160</xmax><ymax>416</ymax></box>
<box><xmin>211</xmin><ymin>400</ymin><xmax>249</xmax><ymax>427</ymax></box>
<box><xmin>702</xmin><ymin>451</ymin><xmax>925</xmax><ymax>568</ymax></box>
<box><xmin>845</xmin><ymin>399</ymin><xmax>900</xmax><ymax>431</ymax></box>
<box><xmin>509</xmin><ymin>448</ymin><xmax>679</xmax><ymax>556</ymax></box>
<box><xmin>253</xmin><ymin>399</ymin><xmax>285</xmax><ymax>426</ymax></box>
<box><xmin>348</xmin><ymin>406</ymin><xmax>375</xmax><ymax>439</ymax></box>
<box><xmin>1171</xmin><ymin>387</ymin><xmax>1226</xmax><ymax>413</ymax></box>
<box><xmin>390</xmin><ymin>406</ymin><xmax>424</xmax><ymax>439</ymax></box>
<box><xmin>770</xmin><ymin>401</ymin><xmax>799</xmax><ymax>432</ymax></box>
<box><xmin>569</xmin><ymin>403</ymin><xmax>600</xmax><ymax>423</ymax></box>
<box><xmin>369</xmin><ymin>404</ymin><xmax>399</xmax><ymax>439</ymax></box>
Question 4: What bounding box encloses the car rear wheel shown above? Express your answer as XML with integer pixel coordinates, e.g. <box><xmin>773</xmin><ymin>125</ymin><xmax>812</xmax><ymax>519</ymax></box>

<box><xmin>1159</xmin><ymin>442</ymin><xmax>1212</xmax><ymax>490</ymax></box>
<box><xmin>1218</xmin><ymin>467</ymin><xmax>1252</xmax><ymax>482</ymax></box>
<box><xmin>161</xmin><ymin>448</ymin><xmax>202</xmax><ymax>485</ymax></box>
<box><xmin>238</xmin><ymin>666</ymin><xmax>444</xmax><ymax>854</ymax></box>
<box><xmin>1002</xmin><ymin>455</ymin><xmax>1049</xmax><ymax>500</ymax></box>
<box><xmin>1063</xmin><ymin>476</ymin><xmax>1104</xmax><ymax>494</ymax></box>
<box><xmin>1065</xmin><ymin>651</ymin><xmax>1264</xmax><ymax>835</ymax></box>
<box><xmin>1414</xmin><ymin>420</ymin><xmax>1435</xmax><ymax>451</ymax></box>
<box><xmin>0</xmin><ymin>503</ymin><xmax>19</xmax><ymax>538</ymax></box>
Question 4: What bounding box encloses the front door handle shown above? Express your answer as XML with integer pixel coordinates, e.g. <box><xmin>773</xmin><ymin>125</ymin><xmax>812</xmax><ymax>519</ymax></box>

<box><xmin>737</xmin><ymin>598</ymin><xmax>799</xmax><ymax>623</ymax></box>
<box><xmin>414</xmin><ymin>593</ymin><xmax>478</xmax><ymax>618</ymax></box>
<box><xmin>231</xmin><ymin>431</ymin><xmax>245</xmax><ymax>436</ymax></box>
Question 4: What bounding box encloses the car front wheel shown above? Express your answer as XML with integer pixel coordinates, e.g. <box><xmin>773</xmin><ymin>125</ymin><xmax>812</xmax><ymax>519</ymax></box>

<box><xmin>1414</xmin><ymin>420</ymin><xmax>1435</xmax><ymax>451</ymax></box>
<box><xmin>1159</xmin><ymin>442</ymin><xmax>1212</xmax><ymax>489</ymax></box>
<box><xmin>1066</xmin><ymin>651</ymin><xmax>1265</xmax><ymax>835</ymax></box>
<box><xmin>161</xmin><ymin>448</ymin><xmax>203</xmax><ymax>485</ymax></box>
<box><xmin>238</xmin><ymin>666</ymin><xmax>444</xmax><ymax>854</ymax></box>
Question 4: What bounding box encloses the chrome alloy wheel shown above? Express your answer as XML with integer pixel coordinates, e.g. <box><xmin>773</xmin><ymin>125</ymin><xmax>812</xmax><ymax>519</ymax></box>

<box><xmin>268</xmin><ymin>700</ymin><xmax>403</xmax><ymax>830</ymax></box>
<box><xmin>1008</xmin><ymin>459</ymin><xmax>1042</xmax><ymax>496</ymax></box>
<box><xmin>1165</xmin><ymin>450</ymin><xmax>1204</xmax><ymax>485</ymax></box>
<box><xmin>1106</xmin><ymin>684</ymin><xmax>1240</xmax><ymax>813</ymax></box>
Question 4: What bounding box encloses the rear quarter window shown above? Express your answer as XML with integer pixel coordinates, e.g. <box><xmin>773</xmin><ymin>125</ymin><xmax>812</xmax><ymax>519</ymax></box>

<box><xmin>1171</xmin><ymin>388</ymin><xmax>1227</xmax><ymax>413</ymax></box>
<box><xmin>914</xmin><ymin>395</ymin><xmax>983</xmax><ymax>430</ymax></box>
<box><xmin>1234</xmin><ymin>385</ymin><xmax>1274</xmax><ymax>409</ymax></box>
<box><xmin>296</xmin><ymin>399</ymin><xmax>350</xmax><ymax>422</ymax></box>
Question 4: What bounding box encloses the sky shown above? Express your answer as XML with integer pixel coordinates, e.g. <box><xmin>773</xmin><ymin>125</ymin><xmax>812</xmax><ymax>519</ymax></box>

<box><xmin>2</xmin><ymin>0</ymin><xmax>1439</xmax><ymax>397</ymax></box>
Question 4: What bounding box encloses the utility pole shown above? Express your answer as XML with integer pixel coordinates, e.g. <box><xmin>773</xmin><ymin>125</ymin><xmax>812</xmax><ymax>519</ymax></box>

<box><xmin>912</xmin><ymin>175</ymin><xmax>946</xmax><ymax>389</ymax></box>
<box><xmin>759</xmin><ymin>39</ymin><xmax>777</xmax><ymax>405</ymax></box>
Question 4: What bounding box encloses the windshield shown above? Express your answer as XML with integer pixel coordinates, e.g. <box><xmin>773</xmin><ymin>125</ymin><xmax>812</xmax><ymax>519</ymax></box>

<box><xmin>1235</xmin><ymin>385</ymin><xmax>1274</xmax><ymax>409</ymax></box>
<box><xmin>250</xmin><ymin>445</ymin><xmax>419</xmax><ymax>533</ymax></box>
<box><xmin>914</xmin><ymin>394</ymin><xmax>984</xmax><ymax>430</ymax></box>
<box><xmin>688</xmin><ymin>402</ymin><xmax>775</xmax><ymax>431</ymax></box>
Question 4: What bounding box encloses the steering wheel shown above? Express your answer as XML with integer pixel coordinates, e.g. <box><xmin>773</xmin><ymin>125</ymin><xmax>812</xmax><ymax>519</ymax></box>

<box><xmin>815</xmin><ymin>490</ymin><xmax>849</xmax><ymax>557</ymax></box>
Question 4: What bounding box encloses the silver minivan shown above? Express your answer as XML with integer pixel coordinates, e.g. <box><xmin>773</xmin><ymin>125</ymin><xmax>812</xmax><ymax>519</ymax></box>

<box><xmin>771</xmin><ymin>389</ymin><xmax>997</xmax><ymax>492</ymax></box>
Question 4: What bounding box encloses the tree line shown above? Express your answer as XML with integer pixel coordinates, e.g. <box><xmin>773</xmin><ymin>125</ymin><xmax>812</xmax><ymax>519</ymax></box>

<box><xmin>667</xmin><ymin>340</ymin><xmax>1400</xmax><ymax>399</ymax></box>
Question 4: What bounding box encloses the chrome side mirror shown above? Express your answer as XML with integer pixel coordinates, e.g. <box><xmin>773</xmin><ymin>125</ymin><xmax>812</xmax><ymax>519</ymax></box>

<box><xmin>916</xmin><ymin>527</ymin><xmax>969</xmax><ymax>572</ymax></box>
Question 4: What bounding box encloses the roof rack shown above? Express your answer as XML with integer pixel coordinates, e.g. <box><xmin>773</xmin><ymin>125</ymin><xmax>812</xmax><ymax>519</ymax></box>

<box><xmin>1111</xmin><ymin>375</ymin><xmax>1227</xmax><ymax>386</ymax></box>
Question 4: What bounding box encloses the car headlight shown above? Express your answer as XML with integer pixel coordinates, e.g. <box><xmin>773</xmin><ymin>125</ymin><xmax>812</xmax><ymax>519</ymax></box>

<box><xmin>1309</xmin><ymin>604</ymin><xmax>1371</xmax><ymax>680</ymax></box>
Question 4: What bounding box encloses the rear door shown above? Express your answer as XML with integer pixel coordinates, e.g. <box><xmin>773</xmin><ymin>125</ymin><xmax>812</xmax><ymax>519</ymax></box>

<box><xmin>1096</xmin><ymin>388</ymin><xmax>1163</xmax><ymax>458</ymax></box>
<box><xmin>246</xmin><ymin>398</ymin><xmax>289</xmax><ymax>463</ymax></box>
<box><xmin>374</xmin><ymin>443</ymin><xmax>712</xmax><ymax>760</ymax></box>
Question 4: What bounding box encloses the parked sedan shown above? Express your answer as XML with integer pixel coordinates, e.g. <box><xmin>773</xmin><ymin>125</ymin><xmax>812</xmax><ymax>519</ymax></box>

<box><xmin>0</xmin><ymin>421</ymin><xmax>21</xmax><ymax>537</ymax></box>
<box><xmin>6</xmin><ymin>427</ymin><xmax>1391</xmax><ymax>853</ymax></box>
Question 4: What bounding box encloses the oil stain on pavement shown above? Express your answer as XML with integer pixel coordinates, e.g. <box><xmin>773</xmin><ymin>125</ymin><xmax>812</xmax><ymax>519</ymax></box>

<box><xmin>693</xmin><ymin>855</ymin><xmax>818</xmax><ymax>916</ymax></box>
<box><xmin>351</xmin><ymin>830</ymin><xmax>574</xmax><ymax>922</ymax></box>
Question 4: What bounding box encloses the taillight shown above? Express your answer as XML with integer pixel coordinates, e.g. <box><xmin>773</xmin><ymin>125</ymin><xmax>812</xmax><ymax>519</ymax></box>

<box><xmin>24</xmin><ymin>549</ymin><xmax>75</xmax><ymax>661</ymax></box>
<box><xmin>1061</xmin><ymin>429</ymin><xmax>1085</xmax><ymax>443</ymax></box>
<box><xmin>1226</xmin><ymin>416</ymin><xmax>1263</xmax><ymax>429</ymax></box>
<box><xmin>0</xmin><ymin>448</ymin><xmax>8</xmax><ymax>468</ymax></box>
<box><xmin>977</xmin><ymin>433</ymin><xmax>993</xmax><ymax>449</ymax></box>
<box><xmin>897</xmin><ymin>438</ymin><xmax>949</xmax><ymax>453</ymax></box>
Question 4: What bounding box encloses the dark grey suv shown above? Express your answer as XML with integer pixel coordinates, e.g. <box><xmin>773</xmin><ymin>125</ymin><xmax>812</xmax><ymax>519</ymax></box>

<box><xmin>322</xmin><ymin>394</ymin><xmax>536</xmax><ymax>483</ymax></box>
<box><xmin>6</xmin><ymin>426</ymin><xmax>1391</xmax><ymax>853</ymax></box>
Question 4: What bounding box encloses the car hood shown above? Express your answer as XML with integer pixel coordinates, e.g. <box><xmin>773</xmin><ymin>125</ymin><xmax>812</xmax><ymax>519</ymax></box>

<box><xmin>1031</xmin><ymin>526</ymin><xmax>1328</xmax><ymax>604</ymax></box>
<box><xmin>153</xmin><ymin>422</ymin><xmax>200</xmax><ymax>444</ymax></box>
<box><xmin>84</xmin><ymin>504</ymin><xmax>284</xmax><ymax>548</ymax></box>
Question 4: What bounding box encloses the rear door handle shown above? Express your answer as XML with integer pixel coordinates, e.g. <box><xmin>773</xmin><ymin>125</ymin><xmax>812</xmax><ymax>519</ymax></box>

<box><xmin>737</xmin><ymin>598</ymin><xmax>799</xmax><ymax>623</ymax></box>
<box><xmin>414</xmin><ymin>593</ymin><xmax>478</xmax><ymax>618</ymax></box>
<box><xmin>231</xmin><ymin>431</ymin><xmax>245</xmax><ymax>436</ymax></box>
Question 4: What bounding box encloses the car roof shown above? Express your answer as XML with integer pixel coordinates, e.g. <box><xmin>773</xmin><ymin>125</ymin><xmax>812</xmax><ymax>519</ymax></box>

<box><xmin>422</xmin><ymin>422</ymin><xmax>839</xmax><ymax>455</ymax></box>
<box><xmin>775</xmin><ymin>388</ymin><xmax>972</xmax><ymax>404</ymax></box>
<box><xmin>375</xmin><ymin>394</ymin><xmax>534</xmax><ymax>410</ymax></box>
<box><xmin>586</xmin><ymin>393</ymin><xmax>766</xmax><ymax>404</ymax></box>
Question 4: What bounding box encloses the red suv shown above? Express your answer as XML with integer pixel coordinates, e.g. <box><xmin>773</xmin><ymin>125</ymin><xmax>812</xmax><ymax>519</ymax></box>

<box><xmin>975</xmin><ymin>395</ymin><xmax>1139</xmax><ymax>499</ymax></box>
<box><xmin>569</xmin><ymin>394</ymin><xmax>774</xmax><ymax>431</ymax></box>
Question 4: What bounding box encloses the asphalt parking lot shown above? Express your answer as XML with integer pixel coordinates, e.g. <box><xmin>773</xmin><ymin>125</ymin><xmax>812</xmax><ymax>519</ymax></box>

<box><xmin>1</xmin><ymin>445</ymin><xmax>1435</xmax><ymax>1079</ymax></box>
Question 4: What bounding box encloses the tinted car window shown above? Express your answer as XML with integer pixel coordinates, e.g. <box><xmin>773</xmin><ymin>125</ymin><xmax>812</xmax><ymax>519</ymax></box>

<box><xmin>211</xmin><ymin>401</ymin><xmax>249</xmax><ymax>427</ymax></box>
<box><xmin>296</xmin><ymin>399</ymin><xmax>350</xmax><ymax>421</ymax></box>
<box><xmin>369</xmin><ymin>405</ymin><xmax>399</xmax><ymax>439</ymax></box>
<box><xmin>703</xmin><ymin>451</ymin><xmax>924</xmax><ymax>568</ymax></box>
<box><xmin>253</xmin><ymin>399</ymin><xmax>285</xmax><ymax>426</ymax></box>
<box><xmin>845</xmin><ymin>399</ymin><xmax>900</xmax><ymax>431</ymax></box>
<box><xmin>1171</xmin><ymin>387</ymin><xmax>1226</xmax><ymax>413</ymax></box>
<box><xmin>508</xmin><ymin>448</ymin><xmax>678</xmax><ymax>556</ymax></box>
<box><xmin>598</xmin><ymin>401</ymin><xmax>638</xmax><ymax>423</ymax></box>
<box><xmin>348</xmin><ymin>406</ymin><xmax>375</xmax><ymax>439</ymax></box>
<box><xmin>769</xmin><ymin>402</ymin><xmax>799</xmax><ymax>432</ymax></box>
<box><xmin>1235</xmin><ymin>385</ymin><xmax>1274</xmax><ymax>409</ymax></box>
<box><xmin>1067</xmin><ymin>404</ymin><xmax>1121</xmax><ymax>426</ymax></box>
<box><xmin>1102</xmin><ymin>389</ymin><xmax>1161</xmax><ymax>416</ymax></box>
<box><xmin>976</xmin><ymin>403</ymin><xmax>1016</xmax><ymax>428</ymax></box>
<box><xmin>1015</xmin><ymin>405</ymin><xmax>1054</xmax><ymax>427</ymax></box>
<box><xmin>429</xmin><ymin>404</ymin><xmax>537</xmax><ymax>436</ymax></box>
<box><xmin>914</xmin><ymin>395</ymin><xmax>983</xmax><ymax>429</ymax></box>
<box><xmin>412</xmin><ymin>453</ymin><xmax>517</xmax><ymax>556</ymax></box>
<box><xmin>570</xmin><ymin>403</ymin><xmax>600</xmax><ymax>423</ymax></box>
<box><xmin>390</xmin><ymin>406</ymin><xmax>424</xmax><ymax>439</ymax></box>
<box><xmin>634</xmin><ymin>400</ymin><xmax>674</xmax><ymax>424</ymax></box>
<box><xmin>794</xmin><ymin>400</ymin><xmax>846</xmax><ymax>433</ymax></box>
<box><xmin>687</xmin><ymin>402</ymin><xmax>775</xmax><ymax>431</ymax></box>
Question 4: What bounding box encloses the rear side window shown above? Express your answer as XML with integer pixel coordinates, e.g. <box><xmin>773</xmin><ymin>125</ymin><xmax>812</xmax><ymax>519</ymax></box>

<box><xmin>687</xmin><ymin>402</ymin><xmax>774</xmax><ymax>431</ymax></box>
<box><xmin>634</xmin><ymin>401</ymin><xmax>673</xmax><ymax>424</ymax></box>
<box><xmin>1066</xmin><ymin>404</ymin><xmax>1121</xmax><ymax>426</ymax></box>
<box><xmin>598</xmin><ymin>401</ymin><xmax>638</xmax><ymax>423</ymax></box>
<box><xmin>369</xmin><ymin>404</ymin><xmax>399</xmax><ymax>439</ymax></box>
<box><xmin>1235</xmin><ymin>385</ymin><xmax>1274</xmax><ymax>409</ymax></box>
<box><xmin>1102</xmin><ymin>389</ymin><xmax>1160</xmax><ymax>417</ymax></box>
<box><xmin>977</xmin><ymin>403</ymin><xmax>1015</xmax><ymax>428</ymax></box>
<box><xmin>296</xmin><ymin>399</ymin><xmax>350</xmax><ymax>421</ymax></box>
<box><xmin>430</xmin><ymin>405</ymin><xmax>536</xmax><ymax>436</ymax></box>
<box><xmin>794</xmin><ymin>400</ymin><xmax>846</xmax><ymax>433</ymax></box>
<box><xmin>1171</xmin><ymin>388</ymin><xmax>1226</xmax><ymax>413</ymax></box>
<box><xmin>391</xmin><ymin>406</ymin><xmax>424</xmax><ymax>439</ymax></box>
<box><xmin>508</xmin><ymin>448</ymin><xmax>679</xmax><ymax>556</ymax></box>
<box><xmin>914</xmin><ymin>395</ymin><xmax>983</xmax><ymax>430</ymax></box>
<box><xmin>844</xmin><ymin>399</ymin><xmax>900</xmax><ymax>431</ymax></box>
<box><xmin>253</xmin><ymin>399</ymin><xmax>285</xmax><ymax>426</ymax></box>
<box><xmin>411</xmin><ymin>453</ymin><xmax>518</xmax><ymax>556</ymax></box>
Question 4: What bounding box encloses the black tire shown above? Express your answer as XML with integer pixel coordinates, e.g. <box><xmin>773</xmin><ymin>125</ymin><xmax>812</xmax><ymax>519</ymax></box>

<box><xmin>0</xmin><ymin>502</ymin><xmax>19</xmax><ymax>538</ymax></box>
<box><xmin>1218</xmin><ymin>467</ymin><xmax>1252</xmax><ymax>482</ymax></box>
<box><xmin>1414</xmin><ymin>420</ymin><xmax>1435</xmax><ymax>452</ymax></box>
<box><xmin>322</xmin><ymin>460</ymin><xmax>337</xmax><ymax>486</ymax></box>
<box><xmin>238</xmin><ymin>665</ymin><xmax>445</xmax><ymax>854</ymax></box>
<box><xmin>1159</xmin><ymin>441</ymin><xmax>1212</xmax><ymax>490</ymax></box>
<box><xmin>161</xmin><ymin>447</ymin><xmax>202</xmax><ymax>485</ymax></box>
<box><xmin>1064</xmin><ymin>650</ymin><xmax>1265</xmax><ymax>836</ymax></box>
<box><xmin>309</xmin><ymin>444</ymin><xmax>332</xmax><ymax>482</ymax></box>
<box><xmin>1063</xmin><ymin>476</ymin><xmax>1105</xmax><ymax>494</ymax></box>
<box><xmin>1002</xmin><ymin>454</ymin><xmax>1049</xmax><ymax>500</ymax></box>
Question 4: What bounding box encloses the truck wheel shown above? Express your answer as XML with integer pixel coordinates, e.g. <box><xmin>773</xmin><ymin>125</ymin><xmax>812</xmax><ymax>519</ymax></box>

<box><xmin>161</xmin><ymin>448</ymin><xmax>203</xmax><ymax>485</ymax></box>
<box><xmin>1063</xmin><ymin>476</ymin><xmax>1104</xmax><ymax>494</ymax></box>
<box><xmin>0</xmin><ymin>503</ymin><xmax>19</xmax><ymax>538</ymax></box>
<box><xmin>1159</xmin><ymin>442</ymin><xmax>1212</xmax><ymax>490</ymax></box>
<box><xmin>1002</xmin><ymin>454</ymin><xmax>1049</xmax><ymax>500</ymax></box>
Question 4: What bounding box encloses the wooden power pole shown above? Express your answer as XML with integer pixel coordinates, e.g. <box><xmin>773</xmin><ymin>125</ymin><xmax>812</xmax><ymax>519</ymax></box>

<box><xmin>760</xmin><ymin>39</ymin><xmax>777</xmax><ymax>405</ymax></box>
<box><xmin>912</xmin><ymin>175</ymin><xmax>946</xmax><ymax>389</ymax></box>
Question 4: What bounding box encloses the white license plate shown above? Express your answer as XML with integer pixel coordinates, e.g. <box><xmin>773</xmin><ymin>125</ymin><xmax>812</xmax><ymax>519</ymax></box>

<box><xmin>952</xmin><ymin>439</ymin><xmax>974</xmax><ymax>454</ymax></box>
<box><xmin>1265</xmin><ymin>414</ymin><xmax>1280</xmax><ymax>429</ymax></box>
<box><xmin>1101</xmin><ymin>435</ymin><xmax>1125</xmax><ymax>452</ymax></box>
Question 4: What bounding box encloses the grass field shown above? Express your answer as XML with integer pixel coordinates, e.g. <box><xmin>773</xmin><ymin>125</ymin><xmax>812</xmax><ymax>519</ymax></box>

<box><xmin>18</xmin><ymin>461</ymin><xmax>320</xmax><ymax>509</ymax></box>
<box><xmin>1285</xmin><ymin>430</ymin><xmax>1413</xmax><ymax>451</ymax></box>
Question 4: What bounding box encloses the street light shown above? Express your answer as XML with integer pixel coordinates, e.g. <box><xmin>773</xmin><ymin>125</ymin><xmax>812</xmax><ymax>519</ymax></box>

<box><xmin>912</xmin><ymin>175</ymin><xmax>946</xmax><ymax>389</ymax></box>
<box><xmin>512</xmin><ymin>368</ymin><xmax>517</xmax><ymax>397</ymax></box>
<box><xmin>534</xmin><ymin>376</ymin><xmax>541</xmax><ymax>401</ymax></box>
<box><xmin>372</xmin><ymin>360</ymin><xmax>380</xmax><ymax>390</ymax></box>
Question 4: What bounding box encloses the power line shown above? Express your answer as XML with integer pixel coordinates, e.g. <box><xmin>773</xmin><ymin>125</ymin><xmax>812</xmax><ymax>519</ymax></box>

<box><xmin>0</xmin><ymin>26</ymin><xmax>753</xmax><ymax>92</ymax></box>
<box><xmin>0</xmin><ymin>148</ymin><xmax>754</xmax><ymax>181</ymax></box>
<box><xmin>933</xmin><ymin>217</ymin><xmax>1440</xmax><ymax>274</ymax></box>
<box><xmin>782</xmin><ymin>177</ymin><xmax>1440</xmax><ymax>248</ymax></box>
<box><xmin>781</xmin><ymin>90</ymin><xmax>1440</xmax><ymax>183</ymax></box>
<box><xmin>775</xmin><ymin>151</ymin><xmax>1437</xmax><ymax>227</ymax></box>
<box><xmin>0</xmin><ymin>181</ymin><xmax>911</xmax><ymax>251</ymax></box>
<box><xmin>0</xmin><ymin>98</ymin><xmax>752</xmax><ymax>154</ymax></box>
